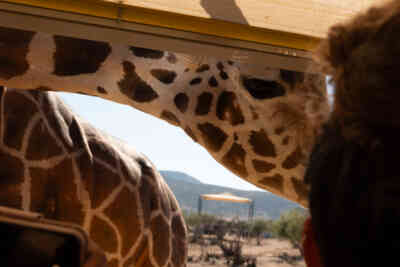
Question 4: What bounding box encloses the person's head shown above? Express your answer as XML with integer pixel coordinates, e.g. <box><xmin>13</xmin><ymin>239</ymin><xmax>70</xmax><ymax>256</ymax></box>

<box><xmin>306</xmin><ymin>1</ymin><xmax>400</xmax><ymax>266</ymax></box>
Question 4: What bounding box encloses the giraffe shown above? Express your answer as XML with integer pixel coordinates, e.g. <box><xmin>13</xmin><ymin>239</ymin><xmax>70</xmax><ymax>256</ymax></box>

<box><xmin>0</xmin><ymin>86</ymin><xmax>188</xmax><ymax>267</ymax></box>
<box><xmin>0</xmin><ymin>26</ymin><xmax>329</xmax><ymax>207</ymax></box>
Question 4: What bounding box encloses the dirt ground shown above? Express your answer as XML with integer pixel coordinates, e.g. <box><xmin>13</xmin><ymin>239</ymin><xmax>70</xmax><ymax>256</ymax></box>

<box><xmin>188</xmin><ymin>238</ymin><xmax>305</xmax><ymax>267</ymax></box>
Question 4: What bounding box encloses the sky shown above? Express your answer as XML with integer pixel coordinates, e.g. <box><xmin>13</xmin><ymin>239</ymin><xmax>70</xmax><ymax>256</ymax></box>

<box><xmin>57</xmin><ymin>82</ymin><xmax>333</xmax><ymax>192</ymax></box>
<box><xmin>57</xmin><ymin>92</ymin><xmax>262</xmax><ymax>191</ymax></box>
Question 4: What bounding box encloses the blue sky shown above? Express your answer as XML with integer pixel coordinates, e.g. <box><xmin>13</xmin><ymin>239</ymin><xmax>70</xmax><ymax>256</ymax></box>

<box><xmin>58</xmin><ymin>92</ymin><xmax>261</xmax><ymax>191</ymax></box>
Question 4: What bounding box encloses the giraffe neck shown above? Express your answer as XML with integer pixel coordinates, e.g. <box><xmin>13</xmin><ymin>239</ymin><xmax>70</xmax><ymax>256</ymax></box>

<box><xmin>0</xmin><ymin>26</ymin><xmax>329</xmax><ymax>206</ymax></box>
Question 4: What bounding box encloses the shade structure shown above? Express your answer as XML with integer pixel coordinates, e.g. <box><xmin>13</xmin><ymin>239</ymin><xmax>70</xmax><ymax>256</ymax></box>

<box><xmin>200</xmin><ymin>192</ymin><xmax>252</xmax><ymax>203</ymax></box>
<box><xmin>0</xmin><ymin>0</ymin><xmax>389</xmax><ymax>72</ymax></box>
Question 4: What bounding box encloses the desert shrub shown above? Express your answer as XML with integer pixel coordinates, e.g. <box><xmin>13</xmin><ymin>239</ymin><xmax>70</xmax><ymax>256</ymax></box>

<box><xmin>250</xmin><ymin>219</ymin><xmax>273</xmax><ymax>245</ymax></box>
<box><xmin>184</xmin><ymin>212</ymin><xmax>219</xmax><ymax>228</ymax></box>
<box><xmin>271</xmin><ymin>208</ymin><xmax>308</xmax><ymax>249</ymax></box>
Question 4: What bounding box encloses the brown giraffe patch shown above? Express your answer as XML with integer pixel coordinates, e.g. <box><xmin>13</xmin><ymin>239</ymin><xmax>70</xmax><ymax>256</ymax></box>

<box><xmin>3</xmin><ymin>91</ymin><xmax>38</xmax><ymax>150</ymax></box>
<box><xmin>104</xmin><ymin>187</ymin><xmax>141</xmax><ymax>257</ymax></box>
<box><xmin>221</xmin><ymin>143</ymin><xmax>248</xmax><ymax>177</ymax></box>
<box><xmin>88</xmin><ymin>139</ymin><xmax>118</xmax><ymax>169</ymax></box>
<box><xmin>197</xmin><ymin>123</ymin><xmax>228</xmax><ymax>152</ymax></box>
<box><xmin>196</xmin><ymin>64</ymin><xmax>210</xmax><ymax>73</ymax></box>
<box><xmin>282</xmin><ymin>136</ymin><xmax>290</xmax><ymax>145</ymax></box>
<box><xmin>241</xmin><ymin>75</ymin><xmax>285</xmax><ymax>99</ymax></box>
<box><xmin>216</xmin><ymin>62</ymin><xmax>229</xmax><ymax>80</ymax></box>
<box><xmin>275</xmin><ymin>127</ymin><xmax>285</xmax><ymax>135</ymax></box>
<box><xmin>291</xmin><ymin>177</ymin><xmax>309</xmax><ymax>203</ymax></box>
<box><xmin>120</xmin><ymin>159</ymin><xmax>139</xmax><ymax>187</ymax></box>
<box><xmin>150</xmin><ymin>69</ymin><xmax>177</xmax><ymax>84</ymax></box>
<box><xmin>118</xmin><ymin>61</ymin><xmax>159</xmax><ymax>103</ymax></box>
<box><xmin>97</xmin><ymin>86</ymin><xmax>107</xmax><ymax>94</ymax></box>
<box><xmin>139</xmin><ymin>178</ymin><xmax>160</xmax><ymax>226</ymax></box>
<box><xmin>53</xmin><ymin>36</ymin><xmax>111</xmax><ymax>76</ymax></box>
<box><xmin>252</xmin><ymin>160</ymin><xmax>276</xmax><ymax>173</ymax></box>
<box><xmin>123</xmin><ymin>236</ymin><xmax>149</xmax><ymax>267</ymax></box>
<box><xmin>108</xmin><ymin>259</ymin><xmax>119</xmax><ymax>267</ymax></box>
<box><xmin>280</xmin><ymin>69</ymin><xmax>305</xmax><ymax>88</ymax></box>
<box><xmin>90</xmin><ymin>215</ymin><xmax>118</xmax><ymax>253</ymax></box>
<box><xmin>0</xmin><ymin>150</ymin><xmax>24</xmax><ymax>209</ymax></box>
<box><xmin>83</xmin><ymin>161</ymin><xmax>121</xmax><ymax>209</ymax></box>
<box><xmin>216</xmin><ymin>91</ymin><xmax>244</xmax><ymax>125</ymax></box>
<box><xmin>151</xmin><ymin>215</ymin><xmax>171</xmax><ymax>267</ymax></box>
<box><xmin>0</xmin><ymin>27</ymin><xmax>35</xmax><ymax>79</ymax></box>
<box><xmin>208</xmin><ymin>76</ymin><xmax>218</xmax><ymax>87</ymax></box>
<box><xmin>184</xmin><ymin>126</ymin><xmax>198</xmax><ymax>142</ymax></box>
<box><xmin>165</xmin><ymin>186</ymin><xmax>179</xmax><ymax>212</ymax></box>
<box><xmin>195</xmin><ymin>92</ymin><xmax>213</xmax><ymax>115</ymax></box>
<box><xmin>161</xmin><ymin>110</ymin><xmax>180</xmax><ymax>126</ymax></box>
<box><xmin>26</xmin><ymin>118</ymin><xmax>63</xmax><ymax>160</ymax></box>
<box><xmin>166</xmin><ymin>53</ymin><xmax>177</xmax><ymax>64</ymax></box>
<box><xmin>29</xmin><ymin>159</ymin><xmax>85</xmax><ymax>225</ymax></box>
<box><xmin>249</xmin><ymin>129</ymin><xmax>276</xmax><ymax>157</ymax></box>
<box><xmin>130</xmin><ymin>47</ymin><xmax>164</xmax><ymax>59</ymax></box>
<box><xmin>174</xmin><ymin>93</ymin><xmax>189</xmax><ymax>113</ymax></box>
<box><xmin>190</xmin><ymin>77</ymin><xmax>202</xmax><ymax>85</ymax></box>
<box><xmin>282</xmin><ymin>146</ymin><xmax>304</xmax><ymax>170</ymax></box>
<box><xmin>259</xmin><ymin>174</ymin><xmax>284</xmax><ymax>192</ymax></box>
<box><xmin>171</xmin><ymin>215</ymin><xmax>187</xmax><ymax>267</ymax></box>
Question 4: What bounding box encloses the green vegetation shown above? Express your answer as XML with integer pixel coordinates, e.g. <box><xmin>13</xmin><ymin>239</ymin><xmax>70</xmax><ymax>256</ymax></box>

<box><xmin>183</xmin><ymin>208</ymin><xmax>307</xmax><ymax>249</ymax></box>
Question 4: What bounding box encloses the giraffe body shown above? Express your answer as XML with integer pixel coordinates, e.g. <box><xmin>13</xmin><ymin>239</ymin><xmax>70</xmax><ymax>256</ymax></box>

<box><xmin>0</xmin><ymin>26</ymin><xmax>329</xmax><ymax>206</ymax></box>
<box><xmin>0</xmin><ymin>87</ymin><xmax>187</xmax><ymax>267</ymax></box>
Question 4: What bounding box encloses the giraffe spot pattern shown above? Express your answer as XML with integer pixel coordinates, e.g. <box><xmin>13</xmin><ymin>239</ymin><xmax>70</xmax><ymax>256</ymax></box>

<box><xmin>195</xmin><ymin>92</ymin><xmax>213</xmax><ymax>115</ymax></box>
<box><xmin>150</xmin><ymin>69</ymin><xmax>177</xmax><ymax>84</ymax></box>
<box><xmin>151</xmin><ymin>215</ymin><xmax>171</xmax><ymax>267</ymax></box>
<box><xmin>241</xmin><ymin>75</ymin><xmax>285</xmax><ymax>99</ymax></box>
<box><xmin>252</xmin><ymin>160</ymin><xmax>276</xmax><ymax>173</ymax></box>
<box><xmin>190</xmin><ymin>77</ymin><xmax>202</xmax><ymax>85</ymax></box>
<box><xmin>216</xmin><ymin>91</ymin><xmax>245</xmax><ymax>126</ymax></box>
<box><xmin>280</xmin><ymin>69</ymin><xmax>305</xmax><ymax>88</ymax></box>
<box><xmin>118</xmin><ymin>61</ymin><xmax>159</xmax><ymax>103</ymax></box>
<box><xmin>216</xmin><ymin>62</ymin><xmax>229</xmax><ymax>80</ymax></box>
<box><xmin>130</xmin><ymin>47</ymin><xmax>164</xmax><ymax>59</ymax></box>
<box><xmin>26</xmin><ymin>118</ymin><xmax>64</xmax><ymax>160</ymax></box>
<box><xmin>275</xmin><ymin>127</ymin><xmax>285</xmax><ymax>135</ymax></box>
<box><xmin>0</xmin><ymin>150</ymin><xmax>24</xmax><ymax>209</ymax></box>
<box><xmin>197</xmin><ymin>123</ymin><xmax>228</xmax><ymax>152</ymax></box>
<box><xmin>221</xmin><ymin>143</ymin><xmax>248</xmax><ymax>177</ymax></box>
<box><xmin>53</xmin><ymin>36</ymin><xmax>111</xmax><ymax>76</ymax></box>
<box><xmin>97</xmin><ymin>86</ymin><xmax>107</xmax><ymax>94</ymax></box>
<box><xmin>196</xmin><ymin>64</ymin><xmax>210</xmax><ymax>73</ymax></box>
<box><xmin>174</xmin><ymin>93</ymin><xmax>189</xmax><ymax>113</ymax></box>
<box><xmin>84</xmin><ymin>161</ymin><xmax>122</xmax><ymax>209</ymax></box>
<box><xmin>184</xmin><ymin>126</ymin><xmax>198</xmax><ymax>142</ymax></box>
<box><xmin>249</xmin><ymin>129</ymin><xmax>276</xmax><ymax>157</ymax></box>
<box><xmin>259</xmin><ymin>174</ymin><xmax>284</xmax><ymax>192</ymax></box>
<box><xmin>123</xmin><ymin>236</ymin><xmax>149</xmax><ymax>267</ymax></box>
<box><xmin>29</xmin><ymin>159</ymin><xmax>85</xmax><ymax>225</ymax></box>
<box><xmin>291</xmin><ymin>177</ymin><xmax>309</xmax><ymax>203</ymax></box>
<box><xmin>208</xmin><ymin>76</ymin><xmax>219</xmax><ymax>87</ymax></box>
<box><xmin>166</xmin><ymin>53</ymin><xmax>178</xmax><ymax>64</ymax></box>
<box><xmin>139</xmin><ymin>177</ymin><xmax>160</xmax><ymax>226</ymax></box>
<box><xmin>90</xmin><ymin>215</ymin><xmax>118</xmax><ymax>253</ymax></box>
<box><xmin>282</xmin><ymin>146</ymin><xmax>304</xmax><ymax>170</ymax></box>
<box><xmin>120</xmin><ymin>158</ymin><xmax>139</xmax><ymax>187</ymax></box>
<box><xmin>161</xmin><ymin>110</ymin><xmax>180</xmax><ymax>126</ymax></box>
<box><xmin>171</xmin><ymin>215</ymin><xmax>187</xmax><ymax>267</ymax></box>
<box><xmin>0</xmin><ymin>27</ymin><xmax>35</xmax><ymax>79</ymax></box>
<box><xmin>88</xmin><ymin>139</ymin><xmax>118</xmax><ymax>169</ymax></box>
<box><xmin>3</xmin><ymin>91</ymin><xmax>38</xmax><ymax>150</ymax></box>
<box><xmin>282</xmin><ymin>136</ymin><xmax>290</xmax><ymax>145</ymax></box>
<box><xmin>104</xmin><ymin>187</ymin><xmax>142</xmax><ymax>257</ymax></box>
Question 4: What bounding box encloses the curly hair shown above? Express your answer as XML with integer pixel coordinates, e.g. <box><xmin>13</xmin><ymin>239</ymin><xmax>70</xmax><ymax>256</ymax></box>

<box><xmin>306</xmin><ymin>1</ymin><xmax>400</xmax><ymax>266</ymax></box>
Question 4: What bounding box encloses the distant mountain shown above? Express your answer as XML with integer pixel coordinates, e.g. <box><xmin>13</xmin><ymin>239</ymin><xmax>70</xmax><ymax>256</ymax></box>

<box><xmin>160</xmin><ymin>170</ymin><xmax>202</xmax><ymax>185</ymax></box>
<box><xmin>160</xmin><ymin>170</ymin><xmax>302</xmax><ymax>220</ymax></box>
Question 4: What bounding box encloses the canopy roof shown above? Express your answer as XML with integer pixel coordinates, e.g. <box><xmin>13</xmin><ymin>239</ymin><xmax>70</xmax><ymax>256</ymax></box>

<box><xmin>201</xmin><ymin>192</ymin><xmax>252</xmax><ymax>203</ymax></box>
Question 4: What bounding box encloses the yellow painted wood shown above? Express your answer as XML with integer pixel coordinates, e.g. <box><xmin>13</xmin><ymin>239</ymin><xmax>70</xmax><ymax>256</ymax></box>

<box><xmin>1</xmin><ymin>0</ymin><xmax>387</xmax><ymax>51</ymax></box>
